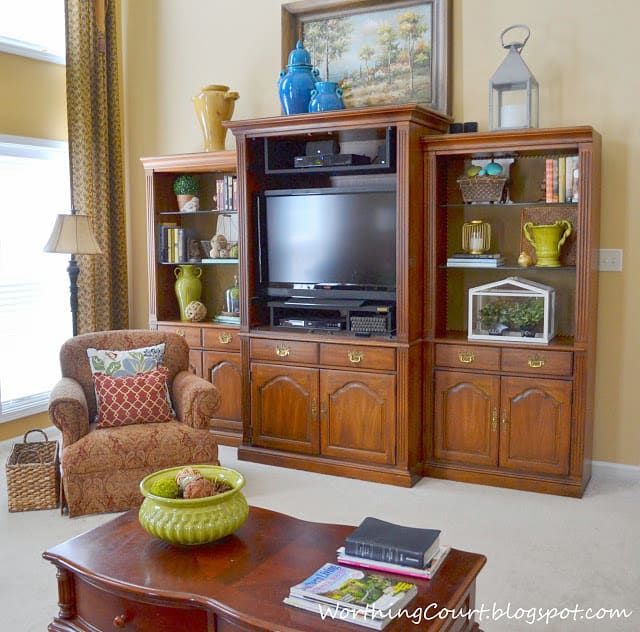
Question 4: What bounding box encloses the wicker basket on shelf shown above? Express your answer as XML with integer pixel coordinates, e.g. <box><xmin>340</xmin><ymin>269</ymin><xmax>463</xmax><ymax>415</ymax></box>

<box><xmin>6</xmin><ymin>429</ymin><xmax>60</xmax><ymax>512</ymax></box>
<box><xmin>457</xmin><ymin>175</ymin><xmax>507</xmax><ymax>203</ymax></box>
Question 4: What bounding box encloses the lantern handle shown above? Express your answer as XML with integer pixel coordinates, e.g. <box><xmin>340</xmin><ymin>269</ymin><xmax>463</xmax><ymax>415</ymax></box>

<box><xmin>500</xmin><ymin>24</ymin><xmax>530</xmax><ymax>52</ymax></box>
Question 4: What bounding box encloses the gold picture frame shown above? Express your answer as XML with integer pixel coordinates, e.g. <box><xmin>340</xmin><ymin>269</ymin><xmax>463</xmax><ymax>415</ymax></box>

<box><xmin>281</xmin><ymin>0</ymin><xmax>451</xmax><ymax>114</ymax></box>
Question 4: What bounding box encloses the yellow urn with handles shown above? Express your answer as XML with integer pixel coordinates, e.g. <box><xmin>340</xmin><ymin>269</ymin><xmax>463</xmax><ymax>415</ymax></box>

<box><xmin>522</xmin><ymin>220</ymin><xmax>572</xmax><ymax>267</ymax></box>
<box><xmin>192</xmin><ymin>85</ymin><xmax>239</xmax><ymax>152</ymax></box>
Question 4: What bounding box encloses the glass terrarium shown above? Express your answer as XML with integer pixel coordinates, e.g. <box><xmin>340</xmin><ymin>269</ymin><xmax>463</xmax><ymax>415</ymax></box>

<box><xmin>468</xmin><ymin>277</ymin><xmax>556</xmax><ymax>344</ymax></box>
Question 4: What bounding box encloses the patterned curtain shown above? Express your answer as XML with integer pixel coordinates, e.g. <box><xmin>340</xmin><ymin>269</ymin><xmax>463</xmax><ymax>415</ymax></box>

<box><xmin>65</xmin><ymin>0</ymin><xmax>128</xmax><ymax>333</ymax></box>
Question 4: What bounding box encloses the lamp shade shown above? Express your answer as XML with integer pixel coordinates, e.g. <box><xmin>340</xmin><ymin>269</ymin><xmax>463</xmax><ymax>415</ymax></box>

<box><xmin>44</xmin><ymin>212</ymin><xmax>102</xmax><ymax>255</ymax></box>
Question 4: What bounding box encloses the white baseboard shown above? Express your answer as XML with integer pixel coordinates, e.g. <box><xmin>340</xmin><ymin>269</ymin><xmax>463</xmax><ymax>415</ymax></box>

<box><xmin>592</xmin><ymin>460</ymin><xmax>640</xmax><ymax>479</ymax></box>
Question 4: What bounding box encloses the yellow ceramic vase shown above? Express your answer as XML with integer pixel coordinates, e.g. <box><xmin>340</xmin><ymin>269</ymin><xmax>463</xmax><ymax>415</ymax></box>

<box><xmin>192</xmin><ymin>84</ymin><xmax>239</xmax><ymax>152</ymax></box>
<box><xmin>522</xmin><ymin>220</ymin><xmax>572</xmax><ymax>267</ymax></box>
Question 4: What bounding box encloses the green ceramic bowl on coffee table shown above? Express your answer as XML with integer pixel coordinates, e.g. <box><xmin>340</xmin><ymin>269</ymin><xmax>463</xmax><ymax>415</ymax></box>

<box><xmin>139</xmin><ymin>465</ymin><xmax>249</xmax><ymax>545</ymax></box>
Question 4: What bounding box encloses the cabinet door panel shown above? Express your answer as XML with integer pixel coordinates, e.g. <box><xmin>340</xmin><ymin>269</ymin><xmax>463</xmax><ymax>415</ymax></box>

<box><xmin>500</xmin><ymin>377</ymin><xmax>572</xmax><ymax>475</ymax></box>
<box><xmin>433</xmin><ymin>371</ymin><xmax>499</xmax><ymax>466</ymax></box>
<box><xmin>320</xmin><ymin>370</ymin><xmax>396</xmax><ymax>464</ymax></box>
<box><xmin>189</xmin><ymin>349</ymin><xmax>203</xmax><ymax>377</ymax></box>
<box><xmin>250</xmin><ymin>364</ymin><xmax>319</xmax><ymax>454</ymax></box>
<box><xmin>203</xmin><ymin>351</ymin><xmax>242</xmax><ymax>431</ymax></box>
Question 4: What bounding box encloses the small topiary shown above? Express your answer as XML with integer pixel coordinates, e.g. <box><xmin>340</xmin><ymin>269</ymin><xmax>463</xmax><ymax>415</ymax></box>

<box><xmin>173</xmin><ymin>174</ymin><xmax>199</xmax><ymax>196</ymax></box>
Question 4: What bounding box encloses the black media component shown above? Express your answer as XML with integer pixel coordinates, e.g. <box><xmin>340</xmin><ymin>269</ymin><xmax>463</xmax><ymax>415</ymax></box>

<box><xmin>294</xmin><ymin>153</ymin><xmax>371</xmax><ymax>168</ymax></box>
<box><xmin>306</xmin><ymin>139</ymin><xmax>340</xmax><ymax>156</ymax></box>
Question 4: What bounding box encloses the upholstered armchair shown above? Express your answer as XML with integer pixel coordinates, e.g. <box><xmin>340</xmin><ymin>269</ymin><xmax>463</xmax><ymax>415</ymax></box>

<box><xmin>48</xmin><ymin>330</ymin><xmax>220</xmax><ymax>516</ymax></box>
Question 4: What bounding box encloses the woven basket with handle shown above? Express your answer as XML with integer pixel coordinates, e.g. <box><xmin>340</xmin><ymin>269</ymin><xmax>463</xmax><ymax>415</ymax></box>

<box><xmin>6</xmin><ymin>429</ymin><xmax>60</xmax><ymax>512</ymax></box>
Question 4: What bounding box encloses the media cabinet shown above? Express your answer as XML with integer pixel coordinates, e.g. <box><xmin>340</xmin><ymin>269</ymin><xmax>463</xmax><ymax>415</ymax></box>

<box><xmin>143</xmin><ymin>106</ymin><xmax>600</xmax><ymax>497</ymax></box>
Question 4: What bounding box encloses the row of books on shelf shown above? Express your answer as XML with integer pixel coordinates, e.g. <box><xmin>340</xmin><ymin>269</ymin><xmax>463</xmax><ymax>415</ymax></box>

<box><xmin>158</xmin><ymin>223</ymin><xmax>189</xmax><ymax>263</ymax></box>
<box><xmin>284</xmin><ymin>517</ymin><xmax>449</xmax><ymax>629</ymax></box>
<box><xmin>215</xmin><ymin>174</ymin><xmax>238</xmax><ymax>211</ymax></box>
<box><xmin>545</xmin><ymin>156</ymin><xmax>579</xmax><ymax>204</ymax></box>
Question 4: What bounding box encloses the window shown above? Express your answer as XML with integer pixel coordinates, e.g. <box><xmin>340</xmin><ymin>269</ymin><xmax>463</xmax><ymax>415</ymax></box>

<box><xmin>0</xmin><ymin>135</ymin><xmax>71</xmax><ymax>421</ymax></box>
<box><xmin>0</xmin><ymin>0</ymin><xmax>65</xmax><ymax>64</ymax></box>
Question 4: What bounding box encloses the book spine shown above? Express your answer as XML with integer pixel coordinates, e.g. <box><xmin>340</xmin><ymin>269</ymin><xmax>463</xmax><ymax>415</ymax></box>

<box><xmin>545</xmin><ymin>159</ymin><xmax>554</xmax><ymax>203</ymax></box>
<box><xmin>343</xmin><ymin>542</ymin><xmax>425</xmax><ymax>568</ymax></box>
<box><xmin>552</xmin><ymin>159</ymin><xmax>559</xmax><ymax>203</ymax></box>
<box><xmin>558</xmin><ymin>157</ymin><xmax>566</xmax><ymax>203</ymax></box>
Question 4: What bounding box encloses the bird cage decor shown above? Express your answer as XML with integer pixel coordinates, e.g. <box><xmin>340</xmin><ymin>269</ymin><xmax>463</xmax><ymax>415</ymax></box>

<box><xmin>469</xmin><ymin>276</ymin><xmax>556</xmax><ymax>344</ymax></box>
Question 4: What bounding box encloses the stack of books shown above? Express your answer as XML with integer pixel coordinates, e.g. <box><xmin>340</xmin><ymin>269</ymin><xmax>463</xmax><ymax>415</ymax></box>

<box><xmin>337</xmin><ymin>517</ymin><xmax>450</xmax><ymax>580</ymax></box>
<box><xmin>447</xmin><ymin>252</ymin><xmax>505</xmax><ymax>267</ymax></box>
<box><xmin>284</xmin><ymin>562</ymin><xmax>418</xmax><ymax>629</ymax></box>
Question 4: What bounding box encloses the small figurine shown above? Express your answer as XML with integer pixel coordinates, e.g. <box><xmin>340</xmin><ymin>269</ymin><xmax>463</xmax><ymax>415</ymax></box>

<box><xmin>188</xmin><ymin>239</ymin><xmax>202</xmax><ymax>262</ymax></box>
<box><xmin>209</xmin><ymin>233</ymin><xmax>228</xmax><ymax>258</ymax></box>
<box><xmin>517</xmin><ymin>251</ymin><xmax>533</xmax><ymax>267</ymax></box>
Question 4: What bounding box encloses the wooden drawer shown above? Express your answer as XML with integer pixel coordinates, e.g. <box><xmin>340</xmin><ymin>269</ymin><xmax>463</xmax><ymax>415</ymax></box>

<box><xmin>157</xmin><ymin>323</ymin><xmax>202</xmax><ymax>348</ymax></box>
<box><xmin>435</xmin><ymin>344</ymin><xmax>501</xmax><ymax>371</ymax></box>
<box><xmin>250</xmin><ymin>338</ymin><xmax>318</xmax><ymax>364</ymax></box>
<box><xmin>75</xmin><ymin>577</ymin><xmax>208</xmax><ymax>631</ymax></box>
<box><xmin>501</xmin><ymin>348</ymin><xmax>573</xmax><ymax>377</ymax></box>
<box><xmin>320</xmin><ymin>343</ymin><xmax>396</xmax><ymax>371</ymax></box>
<box><xmin>203</xmin><ymin>327</ymin><xmax>241</xmax><ymax>351</ymax></box>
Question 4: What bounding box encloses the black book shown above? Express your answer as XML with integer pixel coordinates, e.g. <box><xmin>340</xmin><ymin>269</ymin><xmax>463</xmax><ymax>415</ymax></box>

<box><xmin>344</xmin><ymin>517</ymin><xmax>441</xmax><ymax>569</ymax></box>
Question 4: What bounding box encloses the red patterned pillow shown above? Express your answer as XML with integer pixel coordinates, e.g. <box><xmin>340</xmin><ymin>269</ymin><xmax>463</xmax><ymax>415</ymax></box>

<box><xmin>93</xmin><ymin>367</ymin><xmax>175</xmax><ymax>428</ymax></box>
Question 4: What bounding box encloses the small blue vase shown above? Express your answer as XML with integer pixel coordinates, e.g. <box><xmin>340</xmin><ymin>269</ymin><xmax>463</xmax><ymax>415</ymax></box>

<box><xmin>278</xmin><ymin>41</ymin><xmax>318</xmax><ymax>115</ymax></box>
<box><xmin>308</xmin><ymin>81</ymin><xmax>345</xmax><ymax>112</ymax></box>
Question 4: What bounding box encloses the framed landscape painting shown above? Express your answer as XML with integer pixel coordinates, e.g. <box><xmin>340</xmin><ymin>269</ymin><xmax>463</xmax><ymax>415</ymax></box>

<box><xmin>282</xmin><ymin>0</ymin><xmax>451</xmax><ymax>114</ymax></box>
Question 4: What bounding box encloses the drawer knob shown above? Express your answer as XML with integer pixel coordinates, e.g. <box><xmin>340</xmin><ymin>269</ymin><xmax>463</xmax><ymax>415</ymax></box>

<box><xmin>348</xmin><ymin>350</ymin><xmax>364</xmax><ymax>364</ymax></box>
<box><xmin>458</xmin><ymin>351</ymin><xmax>475</xmax><ymax>364</ymax></box>
<box><xmin>175</xmin><ymin>328</ymin><xmax>185</xmax><ymax>337</ymax></box>
<box><xmin>275</xmin><ymin>344</ymin><xmax>290</xmax><ymax>357</ymax></box>
<box><xmin>528</xmin><ymin>355</ymin><xmax>545</xmax><ymax>368</ymax></box>
<box><xmin>218</xmin><ymin>332</ymin><xmax>232</xmax><ymax>344</ymax></box>
<box><xmin>113</xmin><ymin>614</ymin><xmax>127</xmax><ymax>628</ymax></box>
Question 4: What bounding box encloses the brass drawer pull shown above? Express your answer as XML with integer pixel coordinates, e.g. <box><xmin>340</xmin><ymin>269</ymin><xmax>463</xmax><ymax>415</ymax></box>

<box><xmin>311</xmin><ymin>399</ymin><xmax>318</xmax><ymax>421</ymax></box>
<box><xmin>491</xmin><ymin>408</ymin><xmax>498</xmax><ymax>432</ymax></box>
<box><xmin>275</xmin><ymin>344</ymin><xmax>290</xmax><ymax>357</ymax></box>
<box><xmin>458</xmin><ymin>351</ymin><xmax>475</xmax><ymax>364</ymax></box>
<box><xmin>113</xmin><ymin>614</ymin><xmax>127</xmax><ymax>628</ymax></box>
<box><xmin>175</xmin><ymin>328</ymin><xmax>185</xmax><ymax>337</ymax></box>
<box><xmin>218</xmin><ymin>332</ymin><xmax>232</xmax><ymax>344</ymax></box>
<box><xmin>528</xmin><ymin>355</ymin><xmax>545</xmax><ymax>368</ymax></box>
<box><xmin>348</xmin><ymin>350</ymin><xmax>364</xmax><ymax>364</ymax></box>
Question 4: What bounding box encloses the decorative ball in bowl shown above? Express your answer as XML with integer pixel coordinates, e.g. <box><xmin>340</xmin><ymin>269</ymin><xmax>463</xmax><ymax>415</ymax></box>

<box><xmin>139</xmin><ymin>465</ymin><xmax>249</xmax><ymax>545</ymax></box>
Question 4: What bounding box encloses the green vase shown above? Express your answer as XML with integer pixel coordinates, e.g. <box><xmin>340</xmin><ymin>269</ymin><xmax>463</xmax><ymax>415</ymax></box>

<box><xmin>174</xmin><ymin>265</ymin><xmax>202</xmax><ymax>321</ymax></box>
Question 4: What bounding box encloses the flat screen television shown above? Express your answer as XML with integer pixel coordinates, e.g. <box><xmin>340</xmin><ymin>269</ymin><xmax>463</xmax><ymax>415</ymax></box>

<box><xmin>256</xmin><ymin>186</ymin><xmax>396</xmax><ymax>301</ymax></box>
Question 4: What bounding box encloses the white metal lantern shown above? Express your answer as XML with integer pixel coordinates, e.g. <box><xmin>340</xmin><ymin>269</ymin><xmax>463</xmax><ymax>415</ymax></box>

<box><xmin>489</xmin><ymin>25</ymin><xmax>539</xmax><ymax>131</ymax></box>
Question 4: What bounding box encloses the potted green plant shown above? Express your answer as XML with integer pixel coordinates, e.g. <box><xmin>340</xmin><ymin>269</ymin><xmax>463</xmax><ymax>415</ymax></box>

<box><xmin>173</xmin><ymin>174</ymin><xmax>200</xmax><ymax>211</ymax></box>
<box><xmin>478</xmin><ymin>299</ymin><xmax>511</xmax><ymax>335</ymax></box>
<box><xmin>507</xmin><ymin>299</ymin><xmax>545</xmax><ymax>337</ymax></box>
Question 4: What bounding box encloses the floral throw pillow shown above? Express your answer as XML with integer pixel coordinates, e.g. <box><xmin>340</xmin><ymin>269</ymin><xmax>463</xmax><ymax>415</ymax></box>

<box><xmin>93</xmin><ymin>367</ymin><xmax>175</xmax><ymax>428</ymax></box>
<box><xmin>86</xmin><ymin>344</ymin><xmax>166</xmax><ymax>377</ymax></box>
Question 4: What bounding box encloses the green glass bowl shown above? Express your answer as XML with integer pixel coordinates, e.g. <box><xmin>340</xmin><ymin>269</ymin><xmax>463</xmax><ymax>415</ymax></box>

<box><xmin>139</xmin><ymin>465</ymin><xmax>249</xmax><ymax>545</ymax></box>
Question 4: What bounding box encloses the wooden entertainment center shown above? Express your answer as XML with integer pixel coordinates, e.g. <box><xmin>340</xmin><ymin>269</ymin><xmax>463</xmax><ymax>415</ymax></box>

<box><xmin>142</xmin><ymin>106</ymin><xmax>600</xmax><ymax>497</ymax></box>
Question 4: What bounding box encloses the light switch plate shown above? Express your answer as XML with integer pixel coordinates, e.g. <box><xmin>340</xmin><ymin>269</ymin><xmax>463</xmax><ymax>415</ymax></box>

<box><xmin>598</xmin><ymin>249</ymin><xmax>623</xmax><ymax>271</ymax></box>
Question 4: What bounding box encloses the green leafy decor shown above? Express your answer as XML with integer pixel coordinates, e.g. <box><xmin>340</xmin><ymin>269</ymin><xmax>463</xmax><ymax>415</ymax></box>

<box><xmin>173</xmin><ymin>174</ymin><xmax>199</xmax><ymax>196</ymax></box>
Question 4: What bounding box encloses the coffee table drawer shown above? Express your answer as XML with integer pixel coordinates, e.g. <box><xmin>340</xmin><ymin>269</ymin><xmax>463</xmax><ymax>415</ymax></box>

<box><xmin>435</xmin><ymin>344</ymin><xmax>501</xmax><ymax>371</ymax></box>
<box><xmin>250</xmin><ymin>338</ymin><xmax>318</xmax><ymax>364</ymax></box>
<box><xmin>75</xmin><ymin>577</ymin><xmax>208</xmax><ymax>631</ymax></box>
<box><xmin>502</xmin><ymin>348</ymin><xmax>573</xmax><ymax>376</ymax></box>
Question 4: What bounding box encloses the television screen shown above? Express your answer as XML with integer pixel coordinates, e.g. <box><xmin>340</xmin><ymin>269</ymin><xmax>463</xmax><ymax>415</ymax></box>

<box><xmin>261</xmin><ymin>187</ymin><xmax>396</xmax><ymax>295</ymax></box>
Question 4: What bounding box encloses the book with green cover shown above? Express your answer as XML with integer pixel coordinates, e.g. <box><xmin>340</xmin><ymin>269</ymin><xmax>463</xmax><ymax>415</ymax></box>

<box><xmin>288</xmin><ymin>562</ymin><xmax>417</xmax><ymax>617</ymax></box>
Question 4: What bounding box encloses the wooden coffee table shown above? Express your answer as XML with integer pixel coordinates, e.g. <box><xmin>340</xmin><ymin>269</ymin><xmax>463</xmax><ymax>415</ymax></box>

<box><xmin>43</xmin><ymin>507</ymin><xmax>486</xmax><ymax>631</ymax></box>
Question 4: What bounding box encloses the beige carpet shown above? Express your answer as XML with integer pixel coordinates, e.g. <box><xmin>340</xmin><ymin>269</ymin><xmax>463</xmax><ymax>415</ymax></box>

<box><xmin>1</xmin><ymin>426</ymin><xmax>639</xmax><ymax>631</ymax></box>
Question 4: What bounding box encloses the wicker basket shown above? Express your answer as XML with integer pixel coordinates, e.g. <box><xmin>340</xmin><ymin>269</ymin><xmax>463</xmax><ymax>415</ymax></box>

<box><xmin>457</xmin><ymin>175</ymin><xmax>507</xmax><ymax>203</ymax></box>
<box><xmin>6</xmin><ymin>429</ymin><xmax>60</xmax><ymax>512</ymax></box>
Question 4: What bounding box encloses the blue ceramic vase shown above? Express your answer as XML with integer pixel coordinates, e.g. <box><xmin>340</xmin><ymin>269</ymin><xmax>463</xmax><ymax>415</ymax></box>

<box><xmin>308</xmin><ymin>81</ymin><xmax>345</xmax><ymax>112</ymax></box>
<box><xmin>278</xmin><ymin>40</ymin><xmax>318</xmax><ymax>115</ymax></box>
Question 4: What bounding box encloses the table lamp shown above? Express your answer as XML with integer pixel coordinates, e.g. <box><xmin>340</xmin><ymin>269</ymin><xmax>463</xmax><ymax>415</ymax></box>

<box><xmin>44</xmin><ymin>208</ymin><xmax>102</xmax><ymax>336</ymax></box>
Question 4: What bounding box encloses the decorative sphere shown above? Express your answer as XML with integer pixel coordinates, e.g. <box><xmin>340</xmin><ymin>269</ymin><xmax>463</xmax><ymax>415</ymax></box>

<box><xmin>185</xmin><ymin>300</ymin><xmax>207</xmax><ymax>322</ymax></box>
<box><xmin>149</xmin><ymin>477</ymin><xmax>179</xmax><ymax>499</ymax></box>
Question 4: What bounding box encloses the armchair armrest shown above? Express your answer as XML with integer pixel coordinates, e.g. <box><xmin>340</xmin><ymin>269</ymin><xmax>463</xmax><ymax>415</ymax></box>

<box><xmin>172</xmin><ymin>371</ymin><xmax>221</xmax><ymax>429</ymax></box>
<box><xmin>48</xmin><ymin>377</ymin><xmax>90</xmax><ymax>447</ymax></box>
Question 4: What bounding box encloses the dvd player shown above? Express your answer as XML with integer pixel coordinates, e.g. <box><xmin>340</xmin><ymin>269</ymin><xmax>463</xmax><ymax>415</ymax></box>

<box><xmin>294</xmin><ymin>153</ymin><xmax>371</xmax><ymax>168</ymax></box>
<box><xmin>279</xmin><ymin>318</ymin><xmax>344</xmax><ymax>330</ymax></box>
